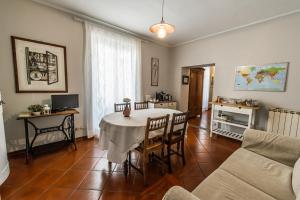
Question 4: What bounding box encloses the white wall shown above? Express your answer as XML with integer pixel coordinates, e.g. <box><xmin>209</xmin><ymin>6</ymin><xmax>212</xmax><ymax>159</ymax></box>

<box><xmin>0</xmin><ymin>0</ymin><xmax>171</xmax><ymax>152</ymax></box>
<box><xmin>170</xmin><ymin>13</ymin><xmax>300</xmax><ymax>129</ymax></box>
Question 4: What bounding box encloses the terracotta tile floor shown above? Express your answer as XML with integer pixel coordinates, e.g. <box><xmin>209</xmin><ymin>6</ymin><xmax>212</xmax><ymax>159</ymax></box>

<box><xmin>0</xmin><ymin>119</ymin><xmax>241</xmax><ymax>200</ymax></box>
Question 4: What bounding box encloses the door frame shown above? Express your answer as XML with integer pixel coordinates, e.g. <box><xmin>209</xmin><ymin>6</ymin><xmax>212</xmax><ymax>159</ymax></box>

<box><xmin>181</xmin><ymin>63</ymin><xmax>215</xmax><ymax>115</ymax></box>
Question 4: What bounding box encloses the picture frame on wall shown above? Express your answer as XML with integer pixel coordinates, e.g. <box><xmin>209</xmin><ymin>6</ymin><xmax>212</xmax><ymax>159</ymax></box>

<box><xmin>182</xmin><ymin>75</ymin><xmax>189</xmax><ymax>85</ymax></box>
<box><xmin>11</xmin><ymin>36</ymin><xmax>68</xmax><ymax>93</ymax></box>
<box><xmin>234</xmin><ymin>62</ymin><xmax>289</xmax><ymax>92</ymax></box>
<box><xmin>151</xmin><ymin>57</ymin><xmax>159</xmax><ymax>86</ymax></box>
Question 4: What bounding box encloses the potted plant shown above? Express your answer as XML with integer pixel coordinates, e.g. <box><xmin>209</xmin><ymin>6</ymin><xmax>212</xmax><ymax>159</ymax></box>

<box><xmin>28</xmin><ymin>104</ymin><xmax>43</xmax><ymax>116</ymax></box>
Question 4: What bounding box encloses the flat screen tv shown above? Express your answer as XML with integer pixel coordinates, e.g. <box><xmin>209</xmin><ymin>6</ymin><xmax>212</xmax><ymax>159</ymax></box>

<box><xmin>51</xmin><ymin>94</ymin><xmax>79</xmax><ymax>111</ymax></box>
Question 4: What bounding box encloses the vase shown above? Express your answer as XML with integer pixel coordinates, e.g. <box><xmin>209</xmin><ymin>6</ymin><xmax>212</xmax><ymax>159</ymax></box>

<box><xmin>32</xmin><ymin>112</ymin><xmax>41</xmax><ymax>116</ymax></box>
<box><xmin>123</xmin><ymin>104</ymin><xmax>130</xmax><ymax>117</ymax></box>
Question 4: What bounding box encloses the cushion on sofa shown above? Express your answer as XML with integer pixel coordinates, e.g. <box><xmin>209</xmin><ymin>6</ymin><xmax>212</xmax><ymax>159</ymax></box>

<box><xmin>163</xmin><ymin>186</ymin><xmax>200</xmax><ymax>200</ymax></box>
<box><xmin>293</xmin><ymin>158</ymin><xmax>300</xmax><ymax>198</ymax></box>
<box><xmin>220</xmin><ymin>148</ymin><xmax>295</xmax><ymax>200</ymax></box>
<box><xmin>192</xmin><ymin>168</ymin><xmax>275</xmax><ymax>200</ymax></box>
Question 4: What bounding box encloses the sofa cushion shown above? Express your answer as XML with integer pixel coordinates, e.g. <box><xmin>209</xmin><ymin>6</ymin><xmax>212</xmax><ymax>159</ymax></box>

<box><xmin>163</xmin><ymin>186</ymin><xmax>200</xmax><ymax>200</ymax></box>
<box><xmin>220</xmin><ymin>148</ymin><xmax>295</xmax><ymax>200</ymax></box>
<box><xmin>293</xmin><ymin>157</ymin><xmax>300</xmax><ymax>198</ymax></box>
<box><xmin>192</xmin><ymin>169</ymin><xmax>275</xmax><ymax>200</ymax></box>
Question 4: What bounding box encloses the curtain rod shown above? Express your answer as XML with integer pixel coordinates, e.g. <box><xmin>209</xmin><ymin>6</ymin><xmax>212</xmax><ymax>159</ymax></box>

<box><xmin>73</xmin><ymin>17</ymin><xmax>150</xmax><ymax>43</ymax></box>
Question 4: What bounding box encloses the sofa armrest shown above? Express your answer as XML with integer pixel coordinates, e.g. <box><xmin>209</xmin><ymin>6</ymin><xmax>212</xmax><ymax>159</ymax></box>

<box><xmin>242</xmin><ymin>129</ymin><xmax>300</xmax><ymax>167</ymax></box>
<box><xmin>162</xmin><ymin>186</ymin><xmax>200</xmax><ymax>200</ymax></box>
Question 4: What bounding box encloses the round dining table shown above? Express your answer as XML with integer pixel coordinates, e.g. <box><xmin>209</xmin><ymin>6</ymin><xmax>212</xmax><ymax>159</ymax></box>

<box><xmin>99</xmin><ymin>108</ymin><xmax>181</xmax><ymax>164</ymax></box>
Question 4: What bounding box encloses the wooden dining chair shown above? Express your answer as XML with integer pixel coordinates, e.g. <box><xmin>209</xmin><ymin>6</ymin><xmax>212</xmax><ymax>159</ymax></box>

<box><xmin>134</xmin><ymin>101</ymin><xmax>149</xmax><ymax>110</ymax></box>
<box><xmin>114</xmin><ymin>103</ymin><xmax>131</xmax><ymax>112</ymax></box>
<box><xmin>166</xmin><ymin>112</ymin><xmax>189</xmax><ymax>173</ymax></box>
<box><xmin>128</xmin><ymin>114</ymin><xmax>170</xmax><ymax>185</ymax></box>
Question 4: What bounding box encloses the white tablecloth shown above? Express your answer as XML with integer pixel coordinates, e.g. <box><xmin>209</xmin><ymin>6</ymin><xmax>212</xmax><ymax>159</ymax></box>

<box><xmin>99</xmin><ymin>108</ymin><xmax>181</xmax><ymax>164</ymax></box>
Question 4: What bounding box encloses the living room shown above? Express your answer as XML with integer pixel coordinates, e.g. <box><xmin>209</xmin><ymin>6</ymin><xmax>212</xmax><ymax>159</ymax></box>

<box><xmin>0</xmin><ymin>0</ymin><xmax>300</xmax><ymax>199</ymax></box>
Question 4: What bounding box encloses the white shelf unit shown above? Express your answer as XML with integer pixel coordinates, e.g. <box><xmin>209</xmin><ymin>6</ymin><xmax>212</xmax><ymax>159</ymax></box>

<box><xmin>210</xmin><ymin>103</ymin><xmax>258</xmax><ymax>141</ymax></box>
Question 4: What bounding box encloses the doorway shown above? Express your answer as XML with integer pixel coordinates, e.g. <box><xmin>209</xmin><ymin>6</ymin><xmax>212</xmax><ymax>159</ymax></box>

<box><xmin>181</xmin><ymin>64</ymin><xmax>215</xmax><ymax>130</ymax></box>
<box><xmin>188</xmin><ymin>68</ymin><xmax>205</xmax><ymax>118</ymax></box>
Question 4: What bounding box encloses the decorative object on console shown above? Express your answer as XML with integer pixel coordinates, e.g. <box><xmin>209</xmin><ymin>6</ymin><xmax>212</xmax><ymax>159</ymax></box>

<box><xmin>43</xmin><ymin>104</ymin><xmax>51</xmax><ymax>115</ymax></box>
<box><xmin>151</xmin><ymin>57</ymin><xmax>159</xmax><ymax>86</ymax></box>
<box><xmin>11</xmin><ymin>36</ymin><xmax>68</xmax><ymax>93</ymax></box>
<box><xmin>267</xmin><ymin>108</ymin><xmax>300</xmax><ymax>138</ymax></box>
<box><xmin>215</xmin><ymin>96</ymin><xmax>259</xmax><ymax>107</ymax></box>
<box><xmin>123</xmin><ymin>98</ymin><xmax>131</xmax><ymax>117</ymax></box>
<box><xmin>27</xmin><ymin>104</ymin><xmax>43</xmax><ymax>116</ymax></box>
<box><xmin>156</xmin><ymin>91</ymin><xmax>172</xmax><ymax>101</ymax></box>
<box><xmin>234</xmin><ymin>62</ymin><xmax>288</xmax><ymax>92</ymax></box>
<box><xmin>182</xmin><ymin>75</ymin><xmax>189</xmax><ymax>85</ymax></box>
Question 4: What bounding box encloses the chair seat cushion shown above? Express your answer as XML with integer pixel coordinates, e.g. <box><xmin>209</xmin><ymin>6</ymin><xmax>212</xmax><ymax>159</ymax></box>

<box><xmin>220</xmin><ymin>148</ymin><xmax>295</xmax><ymax>200</ymax></box>
<box><xmin>192</xmin><ymin>169</ymin><xmax>276</xmax><ymax>200</ymax></box>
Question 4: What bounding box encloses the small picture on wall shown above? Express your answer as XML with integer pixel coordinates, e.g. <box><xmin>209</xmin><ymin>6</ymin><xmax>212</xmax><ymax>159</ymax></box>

<box><xmin>182</xmin><ymin>75</ymin><xmax>189</xmax><ymax>85</ymax></box>
<box><xmin>11</xmin><ymin>36</ymin><xmax>68</xmax><ymax>93</ymax></box>
<box><xmin>234</xmin><ymin>62</ymin><xmax>288</xmax><ymax>92</ymax></box>
<box><xmin>151</xmin><ymin>57</ymin><xmax>159</xmax><ymax>86</ymax></box>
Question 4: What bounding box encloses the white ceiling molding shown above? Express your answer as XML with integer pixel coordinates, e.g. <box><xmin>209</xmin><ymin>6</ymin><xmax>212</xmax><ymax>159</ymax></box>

<box><xmin>31</xmin><ymin>0</ymin><xmax>171</xmax><ymax>47</ymax></box>
<box><xmin>173</xmin><ymin>8</ymin><xmax>300</xmax><ymax>48</ymax></box>
<box><xmin>31</xmin><ymin>0</ymin><xmax>300</xmax><ymax>48</ymax></box>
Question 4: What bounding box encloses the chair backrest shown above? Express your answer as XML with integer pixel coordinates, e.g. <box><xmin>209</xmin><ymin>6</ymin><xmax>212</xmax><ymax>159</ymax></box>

<box><xmin>168</xmin><ymin>112</ymin><xmax>189</xmax><ymax>141</ymax></box>
<box><xmin>114</xmin><ymin>103</ymin><xmax>131</xmax><ymax>112</ymax></box>
<box><xmin>144</xmin><ymin>114</ymin><xmax>170</xmax><ymax>147</ymax></box>
<box><xmin>134</xmin><ymin>101</ymin><xmax>149</xmax><ymax>110</ymax></box>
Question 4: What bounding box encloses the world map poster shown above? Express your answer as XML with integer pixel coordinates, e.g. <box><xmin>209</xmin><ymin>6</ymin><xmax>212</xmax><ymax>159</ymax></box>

<box><xmin>234</xmin><ymin>63</ymin><xmax>288</xmax><ymax>92</ymax></box>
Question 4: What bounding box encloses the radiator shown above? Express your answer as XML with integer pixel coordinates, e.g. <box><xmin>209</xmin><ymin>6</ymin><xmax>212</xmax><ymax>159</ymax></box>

<box><xmin>267</xmin><ymin>108</ymin><xmax>300</xmax><ymax>138</ymax></box>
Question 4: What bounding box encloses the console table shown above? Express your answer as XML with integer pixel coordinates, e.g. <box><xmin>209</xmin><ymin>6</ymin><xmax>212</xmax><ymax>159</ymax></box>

<box><xmin>17</xmin><ymin>109</ymin><xmax>79</xmax><ymax>163</ymax></box>
<box><xmin>210</xmin><ymin>102</ymin><xmax>259</xmax><ymax>141</ymax></box>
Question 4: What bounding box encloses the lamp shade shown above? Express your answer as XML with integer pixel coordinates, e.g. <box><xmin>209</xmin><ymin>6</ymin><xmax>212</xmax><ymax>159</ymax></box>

<box><xmin>149</xmin><ymin>21</ymin><xmax>175</xmax><ymax>38</ymax></box>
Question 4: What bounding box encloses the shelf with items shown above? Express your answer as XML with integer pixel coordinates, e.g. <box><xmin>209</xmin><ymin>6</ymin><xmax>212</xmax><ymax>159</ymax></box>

<box><xmin>210</xmin><ymin>101</ymin><xmax>258</xmax><ymax>141</ymax></box>
<box><xmin>212</xmin><ymin>119</ymin><xmax>248</xmax><ymax>129</ymax></box>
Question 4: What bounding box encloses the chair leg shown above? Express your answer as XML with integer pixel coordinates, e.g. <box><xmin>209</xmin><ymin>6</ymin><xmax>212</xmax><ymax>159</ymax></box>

<box><xmin>143</xmin><ymin>153</ymin><xmax>148</xmax><ymax>186</ymax></box>
<box><xmin>181</xmin><ymin>140</ymin><xmax>186</xmax><ymax>165</ymax></box>
<box><xmin>128</xmin><ymin>151</ymin><xmax>132</xmax><ymax>173</ymax></box>
<box><xmin>167</xmin><ymin>146</ymin><xmax>172</xmax><ymax>173</ymax></box>
<box><xmin>160</xmin><ymin>148</ymin><xmax>165</xmax><ymax>175</ymax></box>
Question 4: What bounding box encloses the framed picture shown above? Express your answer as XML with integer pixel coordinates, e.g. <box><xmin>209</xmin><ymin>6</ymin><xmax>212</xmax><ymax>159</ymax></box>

<box><xmin>11</xmin><ymin>36</ymin><xmax>68</xmax><ymax>93</ymax></box>
<box><xmin>151</xmin><ymin>57</ymin><xmax>159</xmax><ymax>86</ymax></box>
<box><xmin>234</xmin><ymin>62</ymin><xmax>288</xmax><ymax>92</ymax></box>
<box><xmin>182</xmin><ymin>75</ymin><xmax>189</xmax><ymax>85</ymax></box>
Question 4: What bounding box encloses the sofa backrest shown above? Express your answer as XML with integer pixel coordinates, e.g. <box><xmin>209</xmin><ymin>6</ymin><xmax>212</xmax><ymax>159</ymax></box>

<box><xmin>242</xmin><ymin>129</ymin><xmax>300</xmax><ymax>167</ymax></box>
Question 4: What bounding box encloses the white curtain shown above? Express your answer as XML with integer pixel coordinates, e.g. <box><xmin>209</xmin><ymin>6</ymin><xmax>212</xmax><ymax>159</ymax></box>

<box><xmin>202</xmin><ymin>67</ymin><xmax>211</xmax><ymax>111</ymax></box>
<box><xmin>84</xmin><ymin>22</ymin><xmax>142</xmax><ymax>138</ymax></box>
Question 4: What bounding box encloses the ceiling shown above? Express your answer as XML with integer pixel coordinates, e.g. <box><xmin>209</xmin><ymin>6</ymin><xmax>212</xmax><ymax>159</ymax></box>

<box><xmin>35</xmin><ymin>0</ymin><xmax>300</xmax><ymax>46</ymax></box>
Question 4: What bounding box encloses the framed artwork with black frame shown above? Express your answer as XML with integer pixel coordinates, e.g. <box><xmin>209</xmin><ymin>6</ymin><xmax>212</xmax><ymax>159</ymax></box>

<box><xmin>151</xmin><ymin>57</ymin><xmax>159</xmax><ymax>86</ymax></box>
<box><xmin>11</xmin><ymin>36</ymin><xmax>68</xmax><ymax>93</ymax></box>
<box><xmin>182</xmin><ymin>75</ymin><xmax>189</xmax><ymax>85</ymax></box>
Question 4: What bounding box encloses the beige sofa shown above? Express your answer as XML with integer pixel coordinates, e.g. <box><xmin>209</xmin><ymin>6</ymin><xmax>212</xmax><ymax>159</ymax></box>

<box><xmin>163</xmin><ymin>129</ymin><xmax>300</xmax><ymax>200</ymax></box>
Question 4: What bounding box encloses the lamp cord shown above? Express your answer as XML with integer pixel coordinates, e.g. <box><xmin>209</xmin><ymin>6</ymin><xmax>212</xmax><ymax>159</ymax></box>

<box><xmin>161</xmin><ymin>0</ymin><xmax>165</xmax><ymax>22</ymax></box>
